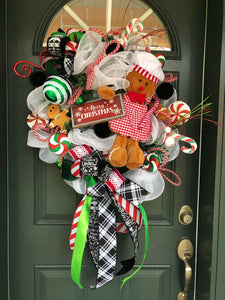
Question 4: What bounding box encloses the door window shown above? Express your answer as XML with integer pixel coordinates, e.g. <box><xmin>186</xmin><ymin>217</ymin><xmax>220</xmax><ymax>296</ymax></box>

<box><xmin>40</xmin><ymin>0</ymin><xmax>175</xmax><ymax>53</ymax></box>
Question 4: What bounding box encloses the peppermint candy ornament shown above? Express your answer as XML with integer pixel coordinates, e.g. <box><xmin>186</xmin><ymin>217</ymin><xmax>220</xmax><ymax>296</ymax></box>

<box><xmin>144</xmin><ymin>153</ymin><xmax>160</xmax><ymax>172</ymax></box>
<box><xmin>49</xmin><ymin>133</ymin><xmax>71</xmax><ymax>155</ymax></box>
<box><xmin>65</xmin><ymin>41</ymin><xmax>78</xmax><ymax>54</ymax></box>
<box><xmin>43</xmin><ymin>76</ymin><xmax>73</xmax><ymax>104</ymax></box>
<box><xmin>155</xmin><ymin>53</ymin><xmax>165</xmax><ymax>67</ymax></box>
<box><xmin>27</xmin><ymin>112</ymin><xmax>48</xmax><ymax>129</ymax></box>
<box><xmin>169</xmin><ymin>101</ymin><xmax>191</xmax><ymax>126</ymax></box>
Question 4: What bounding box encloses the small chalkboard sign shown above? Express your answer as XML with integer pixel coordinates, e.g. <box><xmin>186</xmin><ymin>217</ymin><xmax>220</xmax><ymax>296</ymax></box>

<box><xmin>71</xmin><ymin>94</ymin><xmax>125</xmax><ymax>128</ymax></box>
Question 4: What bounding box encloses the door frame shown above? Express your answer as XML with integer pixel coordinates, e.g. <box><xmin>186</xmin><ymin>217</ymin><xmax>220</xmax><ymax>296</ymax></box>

<box><xmin>1</xmin><ymin>0</ymin><xmax>8</xmax><ymax>299</ymax></box>
<box><xmin>196</xmin><ymin>0</ymin><xmax>225</xmax><ymax>298</ymax></box>
<box><xmin>207</xmin><ymin>0</ymin><xmax>225</xmax><ymax>299</ymax></box>
<box><xmin>1</xmin><ymin>0</ymin><xmax>225</xmax><ymax>299</ymax></box>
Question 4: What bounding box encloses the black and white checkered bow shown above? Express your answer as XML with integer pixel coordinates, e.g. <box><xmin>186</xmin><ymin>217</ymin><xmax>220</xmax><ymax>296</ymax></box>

<box><xmin>76</xmin><ymin>150</ymin><xmax>150</xmax><ymax>289</ymax></box>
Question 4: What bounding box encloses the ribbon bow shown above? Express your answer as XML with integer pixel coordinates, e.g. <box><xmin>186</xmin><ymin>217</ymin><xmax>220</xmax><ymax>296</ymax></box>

<box><xmin>68</xmin><ymin>145</ymin><xmax>149</xmax><ymax>289</ymax></box>
<box><xmin>128</xmin><ymin>91</ymin><xmax>146</xmax><ymax>104</ymax></box>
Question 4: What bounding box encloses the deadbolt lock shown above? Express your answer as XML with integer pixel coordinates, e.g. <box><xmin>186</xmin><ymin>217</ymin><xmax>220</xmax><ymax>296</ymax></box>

<box><xmin>178</xmin><ymin>205</ymin><xmax>193</xmax><ymax>225</ymax></box>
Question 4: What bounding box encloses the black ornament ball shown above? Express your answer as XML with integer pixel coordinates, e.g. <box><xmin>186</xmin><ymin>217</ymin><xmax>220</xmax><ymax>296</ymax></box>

<box><xmin>94</xmin><ymin>122</ymin><xmax>113</xmax><ymax>138</ymax></box>
<box><xmin>30</xmin><ymin>71</ymin><xmax>48</xmax><ymax>87</ymax></box>
<box><xmin>156</xmin><ymin>82</ymin><xmax>174</xmax><ymax>100</ymax></box>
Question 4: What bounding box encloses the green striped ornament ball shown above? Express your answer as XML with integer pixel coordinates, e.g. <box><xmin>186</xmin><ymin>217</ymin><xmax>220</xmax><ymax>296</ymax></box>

<box><xmin>43</xmin><ymin>76</ymin><xmax>72</xmax><ymax>104</ymax></box>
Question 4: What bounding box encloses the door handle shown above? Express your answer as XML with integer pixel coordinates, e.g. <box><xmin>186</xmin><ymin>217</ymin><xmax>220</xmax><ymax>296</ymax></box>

<box><xmin>177</xmin><ymin>238</ymin><xmax>194</xmax><ymax>300</ymax></box>
<box><xmin>178</xmin><ymin>205</ymin><xmax>194</xmax><ymax>225</ymax></box>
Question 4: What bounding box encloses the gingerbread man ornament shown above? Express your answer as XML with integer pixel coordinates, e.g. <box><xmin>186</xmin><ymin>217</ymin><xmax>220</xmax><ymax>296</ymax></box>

<box><xmin>47</xmin><ymin>104</ymin><xmax>71</xmax><ymax>134</ymax></box>
<box><xmin>98</xmin><ymin>51</ymin><xmax>169</xmax><ymax>169</ymax></box>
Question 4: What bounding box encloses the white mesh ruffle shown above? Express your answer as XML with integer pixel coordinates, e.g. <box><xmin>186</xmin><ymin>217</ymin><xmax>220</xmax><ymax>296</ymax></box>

<box><xmin>39</xmin><ymin>147</ymin><xmax>59</xmax><ymax>163</ymax></box>
<box><xmin>27</xmin><ymin>85</ymin><xmax>49</xmax><ymax>118</ymax></box>
<box><xmin>72</xmin><ymin>31</ymin><xmax>107</xmax><ymax>75</ymax></box>
<box><xmin>91</xmin><ymin>51</ymin><xmax>134</xmax><ymax>91</ymax></box>
<box><xmin>68</xmin><ymin>127</ymin><xmax>116</xmax><ymax>151</ymax></box>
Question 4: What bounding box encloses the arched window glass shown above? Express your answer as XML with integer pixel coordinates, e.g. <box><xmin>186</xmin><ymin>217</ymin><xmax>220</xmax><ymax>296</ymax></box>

<box><xmin>43</xmin><ymin>0</ymin><xmax>172</xmax><ymax>51</ymax></box>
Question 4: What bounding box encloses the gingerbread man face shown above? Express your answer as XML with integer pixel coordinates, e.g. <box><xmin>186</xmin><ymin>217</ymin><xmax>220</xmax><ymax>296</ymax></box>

<box><xmin>126</xmin><ymin>70</ymin><xmax>157</xmax><ymax>99</ymax></box>
<box><xmin>47</xmin><ymin>104</ymin><xmax>61</xmax><ymax>119</ymax></box>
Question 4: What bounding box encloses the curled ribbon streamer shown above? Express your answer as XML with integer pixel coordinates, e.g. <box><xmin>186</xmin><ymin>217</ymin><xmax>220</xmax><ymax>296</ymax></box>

<box><xmin>164</xmin><ymin>72</ymin><xmax>178</xmax><ymax>83</ymax></box>
<box><xmin>120</xmin><ymin>203</ymin><xmax>149</xmax><ymax>288</ymax></box>
<box><xmin>127</xmin><ymin>29</ymin><xmax>165</xmax><ymax>51</ymax></box>
<box><xmin>14</xmin><ymin>61</ymin><xmax>42</xmax><ymax>78</ymax></box>
<box><xmin>159</xmin><ymin>167</ymin><xmax>181</xmax><ymax>186</ymax></box>
<box><xmin>32</xmin><ymin>123</ymin><xmax>59</xmax><ymax>143</ymax></box>
<box><xmin>39</xmin><ymin>49</ymin><xmax>48</xmax><ymax>65</ymax></box>
<box><xmin>146</xmin><ymin>147</ymin><xmax>181</xmax><ymax>186</ymax></box>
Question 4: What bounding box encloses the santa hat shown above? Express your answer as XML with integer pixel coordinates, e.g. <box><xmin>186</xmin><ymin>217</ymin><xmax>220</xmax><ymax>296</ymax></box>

<box><xmin>132</xmin><ymin>51</ymin><xmax>165</xmax><ymax>84</ymax></box>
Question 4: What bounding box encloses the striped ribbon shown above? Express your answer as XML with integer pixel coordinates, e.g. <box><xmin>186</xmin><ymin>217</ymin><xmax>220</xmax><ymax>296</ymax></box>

<box><xmin>70</xmin><ymin>196</ymin><xmax>86</xmax><ymax>250</ymax></box>
<box><xmin>113</xmin><ymin>192</ymin><xmax>142</xmax><ymax>227</ymax></box>
<box><xmin>68</xmin><ymin>145</ymin><xmax>148</xmax><ymax>289</ymax></box>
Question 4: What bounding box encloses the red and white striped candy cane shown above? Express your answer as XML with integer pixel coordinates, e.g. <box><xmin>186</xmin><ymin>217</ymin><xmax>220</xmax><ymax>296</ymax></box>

<box><xmin>65</xmin><ymin>87</ymin><xmax>84</xmax><ymax>105</ymax></box>
<box><xmin>164</xmin><ymin>127</ymin><xmax>197</xmax><ymax>154</ymax></box>
<box><xmin>138</xmin><ymin>96</ymin><xmax>160</xmax><ymax>129</ymax></box>
<box><xmin>119</xmin><ymin>18</ymin><xmax>144</xmax><ymax>49</ymax></box>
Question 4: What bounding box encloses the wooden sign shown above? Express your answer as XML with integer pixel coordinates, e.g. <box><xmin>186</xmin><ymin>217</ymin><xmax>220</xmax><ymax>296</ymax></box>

<box><xmin>71</xmin><ymin>94</ymin><xmax>125</xmax><ymax>128</ymax></box>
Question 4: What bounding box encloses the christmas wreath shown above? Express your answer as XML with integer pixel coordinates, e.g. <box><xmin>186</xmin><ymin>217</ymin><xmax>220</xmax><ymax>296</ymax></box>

<box><xmin>14</xmin><ymin>18</ymin><xmax>213</xmax><ymax>289</ymax></box>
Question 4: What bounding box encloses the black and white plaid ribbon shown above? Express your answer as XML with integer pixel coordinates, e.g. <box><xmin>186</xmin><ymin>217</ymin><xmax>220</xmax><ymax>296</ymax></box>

<box><xmin>64</xmin><ymin>55</ymin><xmax>74</xmax><ymax>76</ymax></box>
<box><xmin>72</xmin><ymin>149</ymin><xmax>150</xmax><ymax>288</ymax></box>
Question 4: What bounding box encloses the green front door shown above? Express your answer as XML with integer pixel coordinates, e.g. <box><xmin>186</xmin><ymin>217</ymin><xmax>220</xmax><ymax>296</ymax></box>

<box><xmin>7</xmin><ymin>0</ymin><xmax>207</xmax><ymax>299</ymax></box>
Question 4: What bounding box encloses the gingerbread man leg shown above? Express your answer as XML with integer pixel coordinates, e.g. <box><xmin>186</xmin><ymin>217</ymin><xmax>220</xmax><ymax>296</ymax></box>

<box><xmin>126</xmin><ymin>138</ymin><xmax>145</xmax><ymax>170</ymax></box>
<box><xmin>108</xmin><ymin>135</ymin><xmax>128</xmax><ymax>167</ymax></box>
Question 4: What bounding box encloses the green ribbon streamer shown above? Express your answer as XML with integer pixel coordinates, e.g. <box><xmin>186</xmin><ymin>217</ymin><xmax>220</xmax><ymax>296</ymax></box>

<box><xmin>70</xmin><ymin>195</ymin><xmax>92</xmax><ymax>289</ymax></box>
<box><xmin>70</xmin><ymin>176</ymin><xmax>97</xmax><ymax>289</ymax></box>
<box><xmin>84</xmin><ymin>175</ymin><xmax>97</xmax><ymax>187</ymax></box>
<box><xmin>120</xmin><ymin>203</ymin><xmax>149</xmax><ymax>289</ymax></box>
